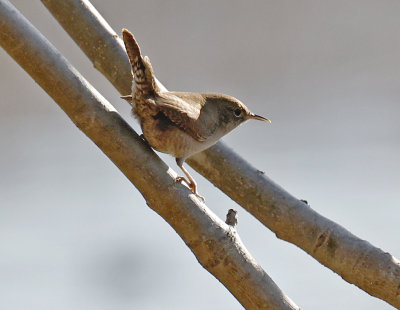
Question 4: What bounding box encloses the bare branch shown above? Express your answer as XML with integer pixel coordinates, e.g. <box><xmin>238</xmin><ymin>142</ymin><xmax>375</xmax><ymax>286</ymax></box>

<box><xmin>0</xmin><ymin>0</ymin><xmax>299</xmax><ymax>309</ymax></box>
<box><xmin>38</xmin><ymin>0</ymin><xmax>400</xmax><ymax>308</ymax></box>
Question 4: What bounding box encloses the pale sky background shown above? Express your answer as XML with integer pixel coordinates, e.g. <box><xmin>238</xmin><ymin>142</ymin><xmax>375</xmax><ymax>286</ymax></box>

<box><xmin>1</xmin><ymin>0</ymin><xmax>400</xmax><ymax>309</ymax></box>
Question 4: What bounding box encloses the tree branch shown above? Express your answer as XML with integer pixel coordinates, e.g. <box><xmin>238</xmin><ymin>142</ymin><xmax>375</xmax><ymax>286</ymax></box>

<box><xmin>0</xmin><ymin>0</ymin><xmax>299</xmax><ymax>309</ymax></box>
<box><xmin>38</xmin><ymin>0</ymin><xmax>400</xmax><ymax>308</ymax></box>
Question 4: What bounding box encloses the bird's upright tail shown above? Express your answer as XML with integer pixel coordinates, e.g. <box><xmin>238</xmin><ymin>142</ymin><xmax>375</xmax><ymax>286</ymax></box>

<box><xmin>122</xmin><ymin>29</ymin><xmax>159</xmax><ymax>97</ymax></box>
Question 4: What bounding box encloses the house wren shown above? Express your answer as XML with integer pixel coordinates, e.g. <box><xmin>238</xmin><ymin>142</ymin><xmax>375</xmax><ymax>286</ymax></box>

<box><xmin>121</xmin><ymin>29</ymin><xmax>270</xmax><ymax>200</ymax></box>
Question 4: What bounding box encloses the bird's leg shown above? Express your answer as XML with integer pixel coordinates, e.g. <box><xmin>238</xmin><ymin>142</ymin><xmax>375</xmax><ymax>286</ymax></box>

<box><xmin>175</xmin><ymin>158</ymin><xmax>204</xmax><ymax>201</ymax></box>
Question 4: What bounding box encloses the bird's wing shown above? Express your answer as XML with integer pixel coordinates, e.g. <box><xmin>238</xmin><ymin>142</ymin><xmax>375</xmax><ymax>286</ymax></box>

<box><xmin>154</xmin><ymin>92</ymin><xmax>218</xmax><ymax>142</ymax></box>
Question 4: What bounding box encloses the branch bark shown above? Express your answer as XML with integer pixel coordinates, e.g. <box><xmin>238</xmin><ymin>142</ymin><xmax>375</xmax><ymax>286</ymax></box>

<box><xmin>0</xmin><ymin>0</ymin><xmax>299</xmax><ymax>309</ymax></box>
<box><xmin>38</xmin><ymin>0</ymin><xmax>400</xmax><ymax>308</ymax></box>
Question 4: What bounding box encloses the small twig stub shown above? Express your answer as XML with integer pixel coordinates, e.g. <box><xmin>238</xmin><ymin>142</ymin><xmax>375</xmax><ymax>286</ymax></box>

<box><xmin>226</xmin><ymin>209</ymin><xmax>238</xmax><ymax>227</ymax></box>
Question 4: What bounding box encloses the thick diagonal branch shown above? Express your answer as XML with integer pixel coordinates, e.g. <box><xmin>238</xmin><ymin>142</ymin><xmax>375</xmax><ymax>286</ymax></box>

<box><xmin>39</xmin><ymin>0</ymin><xmax>400</xmax><ymax>308</ymax></box>
<box><xmin>0</xmin><ymin>1</ymin><xmax>299</xmax><ymax>309</ymax></box>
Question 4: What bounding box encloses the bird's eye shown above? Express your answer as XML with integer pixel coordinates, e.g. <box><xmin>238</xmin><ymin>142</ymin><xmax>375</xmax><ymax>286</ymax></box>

<box><xmin>234</xmin><ymin>108</ymin><xmax>242</xmax><ymax>117</ymax></box>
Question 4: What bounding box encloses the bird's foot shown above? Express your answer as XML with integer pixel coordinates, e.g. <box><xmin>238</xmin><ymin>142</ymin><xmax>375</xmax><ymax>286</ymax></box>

<box><xmin>175</xmin><ymin>176</ymin><xmax>205</xmax><ymax>201</ymax></box>
<box><xmin>175</xmin><ymin>176</ymin><xmax>190</xmax><ymax>186</ymax></box>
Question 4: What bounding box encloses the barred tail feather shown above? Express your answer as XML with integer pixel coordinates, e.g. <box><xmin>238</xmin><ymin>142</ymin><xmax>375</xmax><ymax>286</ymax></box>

<box><xmin>122</xmin><ymin>29</ymin><xmax>158</xmax><ymax>95</ymax></box>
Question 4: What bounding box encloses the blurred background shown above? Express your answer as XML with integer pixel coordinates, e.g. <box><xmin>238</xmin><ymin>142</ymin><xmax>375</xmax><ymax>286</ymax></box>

<box><xmin>1</xmin><ymin>0</ymin><xmax>399</xmax><ymax>309</ymax></box>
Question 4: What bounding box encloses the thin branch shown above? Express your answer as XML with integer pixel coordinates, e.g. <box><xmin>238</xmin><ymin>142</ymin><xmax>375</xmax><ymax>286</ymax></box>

<box><xmin>0</xmin><ymin>0</ymin><xmax>299</xmax><ymax>309</ymax></box>
<box><xmin>39</xmin><ymin>0</ymin><xmax>400</xmax><ymax>308</ymax></box>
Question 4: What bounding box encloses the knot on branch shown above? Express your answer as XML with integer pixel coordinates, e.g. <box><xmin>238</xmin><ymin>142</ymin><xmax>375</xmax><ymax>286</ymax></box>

<box><xmin>313</xmin><ymin>229</ymin><xmax>331</xmax><ymax>253</ymax></box>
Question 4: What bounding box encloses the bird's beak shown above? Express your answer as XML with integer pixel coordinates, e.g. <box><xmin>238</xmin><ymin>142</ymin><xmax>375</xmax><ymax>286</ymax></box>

<box><xmin>248</xmin><ymin>113</ymin><xmax>271</xmax><ymax>123</ymax></box>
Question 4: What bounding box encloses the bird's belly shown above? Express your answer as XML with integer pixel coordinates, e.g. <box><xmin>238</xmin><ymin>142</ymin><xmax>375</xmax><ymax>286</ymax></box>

<box><xmin>141</xmin><ymin>118</ymin><xmax>213</xmax><ymax>159</ymax></box>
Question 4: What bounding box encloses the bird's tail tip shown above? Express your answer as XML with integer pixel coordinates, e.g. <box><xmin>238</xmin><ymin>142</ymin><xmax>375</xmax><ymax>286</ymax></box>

<box><xmin>122</xmin><ymin>28</ymin><xmax>158</xmax><ymax>95</ymax></box>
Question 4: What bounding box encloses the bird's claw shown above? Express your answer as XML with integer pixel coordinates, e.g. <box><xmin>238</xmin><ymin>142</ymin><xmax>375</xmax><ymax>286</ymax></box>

<box><xmin>175</xmin><ymin>176</ymin><xmax>189</xmax><ymax>186</ymax></box>
<box><xmin>175</xmin><ymin>176</ymin><xmax>205</xmax><ymax>201</ymax></box>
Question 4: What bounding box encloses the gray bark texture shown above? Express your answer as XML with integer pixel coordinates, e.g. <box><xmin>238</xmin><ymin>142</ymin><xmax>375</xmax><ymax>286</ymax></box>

<box><xmin>0</xmin><ymin>0</ymin><xmax>300</xmax><ymax>309</ymax></box>
<box><xmin>38</xmin><ymin>0</ymin><xmax>400</xmax><ymax>308</ymax></box>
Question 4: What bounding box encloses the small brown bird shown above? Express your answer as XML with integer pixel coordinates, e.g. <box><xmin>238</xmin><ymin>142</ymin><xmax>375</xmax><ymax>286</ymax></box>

<box><xmin>121</xmin><ymin>29</ymin><xmax>270</xmax><ymax>200</ymax></box>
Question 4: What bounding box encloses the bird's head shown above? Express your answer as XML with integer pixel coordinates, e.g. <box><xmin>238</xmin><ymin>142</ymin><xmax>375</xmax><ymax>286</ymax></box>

<box><xmin>202</xmin><ymin>94</ymin><xmax>270</xmax><ymax>135</ymax></box>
